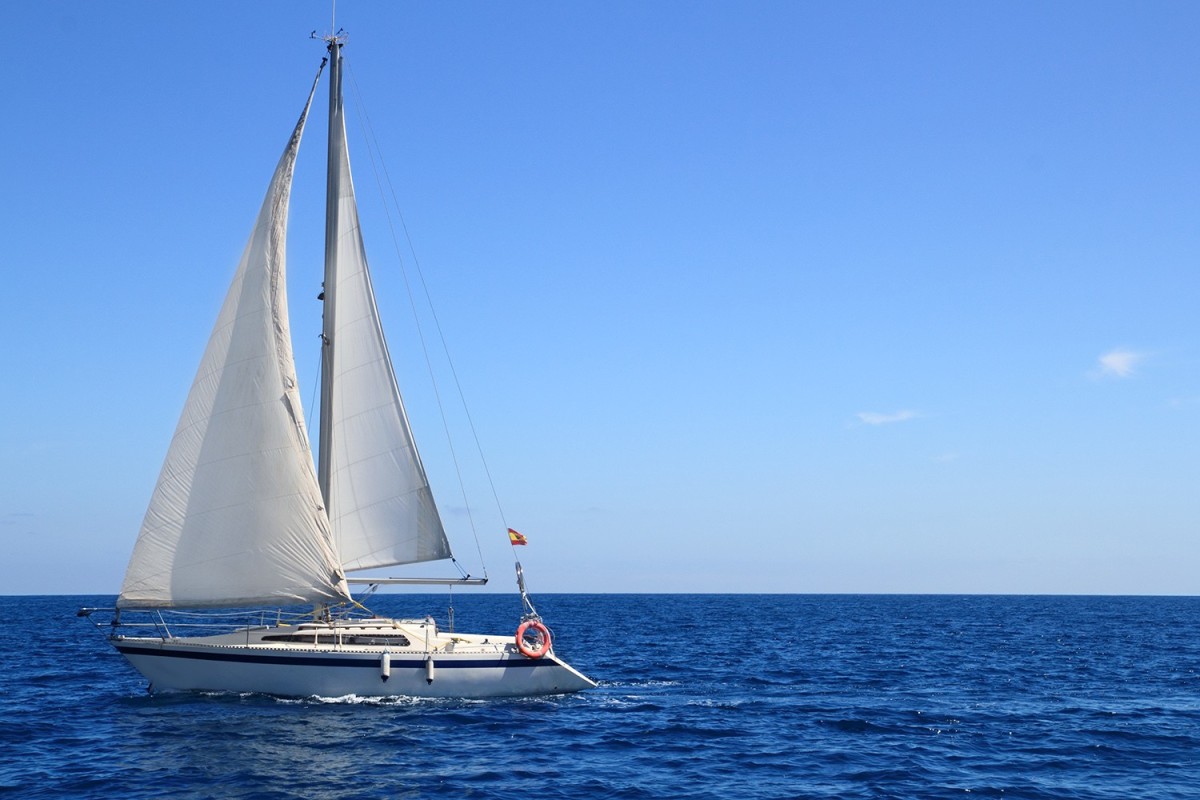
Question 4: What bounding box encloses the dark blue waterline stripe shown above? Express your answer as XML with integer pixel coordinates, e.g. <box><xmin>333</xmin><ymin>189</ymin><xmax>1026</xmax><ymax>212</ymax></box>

<box><xmin>114</xmin><ymin>644</ymin><xmax>550</xmax><ymax>670</ymax></box>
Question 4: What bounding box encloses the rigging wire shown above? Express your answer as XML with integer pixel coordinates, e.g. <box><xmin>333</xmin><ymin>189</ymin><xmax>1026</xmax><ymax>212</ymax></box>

<box><xmin>308</xmin><ymin>343</ymin><xmax>322</xmax><ymax>444</ymax></box>
<box><xmin>344</xmin><ymin>65</ymin><xmax>505</xmax><ymax>578</ymax></box>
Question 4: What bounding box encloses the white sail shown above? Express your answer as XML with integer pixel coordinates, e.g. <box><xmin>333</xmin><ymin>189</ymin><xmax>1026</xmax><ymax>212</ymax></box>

<box><xmin>118</xmin><ymin>77</ymin><xmax>350</xmax><ymax>609</ymax></box>
<box><xmin>321</xmin><ymin>47</ymin><xmax>453</xmax><ymax>572</ymax></box>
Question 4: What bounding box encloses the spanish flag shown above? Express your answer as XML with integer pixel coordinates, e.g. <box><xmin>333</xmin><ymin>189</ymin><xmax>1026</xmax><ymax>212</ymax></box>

<box><xmin>508</xmin><ymin>528</ymin><xmax>528</xmax><ymax>546</ymax></box>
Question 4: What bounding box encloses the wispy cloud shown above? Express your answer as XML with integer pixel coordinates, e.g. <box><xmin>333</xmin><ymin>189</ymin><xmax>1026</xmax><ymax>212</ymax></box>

<box><xmin>1095</xmin><ymin>348</ymin><xmax>1143</xmax><ymax>379</ymax></box>
<box><xmin>856</xmin><ymin>410</ymin><xmax>919</xmax><ymax>426</ymax></box>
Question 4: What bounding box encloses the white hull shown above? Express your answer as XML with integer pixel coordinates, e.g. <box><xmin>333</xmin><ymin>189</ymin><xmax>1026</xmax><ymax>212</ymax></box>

<box><xmin>110</xmin><ymin>618</ymin><xmax>595</xmax><ymax>699</ymax></box>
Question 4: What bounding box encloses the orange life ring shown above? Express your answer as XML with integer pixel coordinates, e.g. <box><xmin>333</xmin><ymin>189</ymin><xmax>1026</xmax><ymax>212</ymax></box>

<box><xmin>515</xmin><ymin>619</ymin><xmax>551</xmax><ymax>659</ymax></box>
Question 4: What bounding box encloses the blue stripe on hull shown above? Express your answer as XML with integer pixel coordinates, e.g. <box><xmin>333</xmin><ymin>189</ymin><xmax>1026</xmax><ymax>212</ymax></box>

<box><xmin>114</xmin><ymin>644</ymin><xmax>548</xmax><ymax>670</ymax></box>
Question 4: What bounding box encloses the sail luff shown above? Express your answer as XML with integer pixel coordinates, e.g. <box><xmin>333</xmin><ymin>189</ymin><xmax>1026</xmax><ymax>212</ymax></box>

<box><xmin>118</xmin><ymin>63</ymin><xmax>349</xmax><ymax>609</ymax></box>
<box><xmin>319</xmin><ymin>42</ymin><xmax>454</xmax><ymax>572</ymax></box>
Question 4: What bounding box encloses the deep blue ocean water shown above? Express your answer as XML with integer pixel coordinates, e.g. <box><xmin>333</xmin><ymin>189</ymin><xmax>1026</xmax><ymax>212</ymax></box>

<box><xmin>2</xmin><ymin>594</ymin><xmax>1199</xmax><ymax>799</ymax></box>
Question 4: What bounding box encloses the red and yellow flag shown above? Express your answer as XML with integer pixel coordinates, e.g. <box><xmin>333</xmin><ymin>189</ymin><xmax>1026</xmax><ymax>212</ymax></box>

<box><xmin>507</xmin><ymin>528</ymin><xmax>528</xmax><ymax>546</ymax></box>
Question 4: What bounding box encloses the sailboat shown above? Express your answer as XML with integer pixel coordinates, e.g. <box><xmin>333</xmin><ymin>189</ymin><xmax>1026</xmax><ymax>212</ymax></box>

<box><xmin>79</xmin><ymin>36</ymin><xmax>595</xmax><ymax>699</ymax></box>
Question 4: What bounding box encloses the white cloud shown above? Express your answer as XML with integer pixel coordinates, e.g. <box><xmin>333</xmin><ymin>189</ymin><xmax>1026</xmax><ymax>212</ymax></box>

<box><xmin>1095</xmin><ymin>348</ymin><xmax>1143</xmax><ymax>379</ymax></box>
<box><xmin>856</xmin><ymin>410</ymin><xmax>919</xmax><ymax>426</ymax></box>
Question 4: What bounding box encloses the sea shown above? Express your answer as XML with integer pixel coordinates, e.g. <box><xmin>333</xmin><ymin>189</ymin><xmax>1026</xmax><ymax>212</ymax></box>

<box><xmin>2</xmin><ymin>594</ymin><xmax>1198</xmax><ymax>799</ymax></box>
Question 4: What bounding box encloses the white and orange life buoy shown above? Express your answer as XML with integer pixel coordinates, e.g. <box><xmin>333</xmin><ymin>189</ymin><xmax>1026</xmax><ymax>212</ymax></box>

<box><xmin>515</xmin><ymin>619</ymin><xmax>551</xmax><ymax>659</ymax></box>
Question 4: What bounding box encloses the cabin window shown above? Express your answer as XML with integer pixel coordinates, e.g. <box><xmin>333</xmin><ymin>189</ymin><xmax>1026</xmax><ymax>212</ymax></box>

<box><xmin>346</xmin><ymin>635</ymin><xmax>411</xmax><ymax>646</ymax></box>
<box><xmin>260</xmin><ymin>633</ymin><xmax>411</xmax><ymax>646</ymax></box>
<box><xmin>261</xmin><ymin>633</ymin><xmax>340</xmax><ymax>644</ymax></box>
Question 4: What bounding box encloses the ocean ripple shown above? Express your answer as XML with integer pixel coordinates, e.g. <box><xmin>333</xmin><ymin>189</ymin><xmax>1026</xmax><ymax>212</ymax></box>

<box><xmin>3</xmin><ymin>594</ymin><xmax>1200</xmax><ymax>799</ymax></box>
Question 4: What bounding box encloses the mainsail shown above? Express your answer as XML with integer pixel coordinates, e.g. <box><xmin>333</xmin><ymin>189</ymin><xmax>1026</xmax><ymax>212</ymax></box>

<box><xmin>319</xmin><ymin>44</ymin><xmax>452</xmax><ymax>572</ymax></box>
<box><xmin>118</xmin><ymin>69</ymin><xmax>349</xmax><ymax>609</ymax></box>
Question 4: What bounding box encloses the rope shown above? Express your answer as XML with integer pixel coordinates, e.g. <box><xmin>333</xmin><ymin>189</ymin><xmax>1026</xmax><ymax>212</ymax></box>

<box><xmin>342</xmin><ymin>598</ymin><xmax>379</xmax><ymax>619</ymax></box>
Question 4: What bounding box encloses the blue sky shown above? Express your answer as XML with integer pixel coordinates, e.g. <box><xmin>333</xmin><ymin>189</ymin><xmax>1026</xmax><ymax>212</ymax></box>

<box><xmin>3</xmin><ymin>2</ymin><xmax>1198</xmax><ymax>596</ymax></box>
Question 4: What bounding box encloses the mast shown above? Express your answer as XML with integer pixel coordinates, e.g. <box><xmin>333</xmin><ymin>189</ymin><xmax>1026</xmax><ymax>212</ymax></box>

<box><xmin>318</xmin><ymin>36</ymin><xmax>345</xmax><ymax>505</ymax></box>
